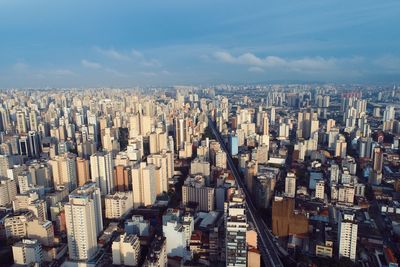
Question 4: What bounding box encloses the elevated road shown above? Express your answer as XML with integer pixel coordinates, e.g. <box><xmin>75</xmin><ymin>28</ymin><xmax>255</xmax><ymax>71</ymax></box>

<box><xmin>208</xmin><ymin>117</ymin><xmax>284</xmax><ymax>267</ymax></box>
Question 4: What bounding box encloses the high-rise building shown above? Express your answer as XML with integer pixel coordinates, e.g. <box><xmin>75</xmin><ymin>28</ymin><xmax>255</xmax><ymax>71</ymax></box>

<box><xmin>0</xmin><ymin>177</ymin><xmax>17</xmax><ymax>206</ymax></box>
<box><xmin>142</xmin><ymin>164</ymin><xmax>159</xmax><ymax>206</ymax></box>
<box><xmin>16</xmin><ymin>110</ymin><xmax>28</xmax><ymax>134</ymax></box>
<box><xmin>182</xmin><ymin>175</ymin><xmax>215</xmax><ymax>211</ymax></box>
<box><xmin>383</xmin><ymin>105</ymin><xmax>395</xmax><ymax>122</ymax></box>
<box><xmin>76</xmin><ymin>157</ymin><xmax>90</xmax><ymax>187</ymax></box>
<box><xmin>228</xmin><ymin>133</ymin><xmax>239</xmax><ymax>156</ymax></box>
<box><xmin>147</xmin><ymin>153</ymin><xmax>169</xmax><ymax>194</ymax></box>
<box><xmin>28</xmin><ymin>131</ymin><xmax>41</xmax><ymax>158</ymax></box>
<box><xmin>64</xmin><ymin>182</ymin><xmax>103</xmax><ymax>261</ymax></box>
<box><xmin>335</xmin><ymin>135</ymin><xmax>347</xmax><ymax>158</ymax></box>
<box><xmin>315</xmin><ymin>180</ymin><xmax>325</xmax><ymax>200</ymax></box>
<box><xmin>12</xmin><ymin>239</ymin><xmax>42</xmax><ymax>265</ymax></box>
<box><xmin>372</xmin><ymin>147</ymin><xmax>384</xmax><ymax>174</ymax></box>
<box><xmin>90</xmin><ymin>151</ymin><xmax>114</xmax><ymax>195</ymax></box>
<box><xmin>225</xmin><ymin>190</ymin><xmax>247</xmax><ymax>267</ymax></box>
<box><xmin>0</xmin><ymin>154</ymin><xmax>11</xmax><ymax>177</ymax></box>
<box><xmin>215</xmin><ymin>150</ymin><xmax>227</xmax><ymax>169</ymax></box>
<box><xmin>175</xmin><ymin>116</ymin><xmax>188</xmax><ymax>151</ymax></box>
<box><xmin>112</xmin><ymin>233</ymin><xmax>141</xmax><ymax>266</ymax></box>
<box><xmin>49</xmin><ymin>153</ymin><xmax>78</xmax><ymax>191</ymax></box>
<box><xmin>105</xmin><ymin>191</ymin><xmax>133</xmax><ymax>219</ymax></box>
<box><xmin>284</xmin><ymin>172</ymin><xmax>296</xmax><ymax>198</ymax></box>
<box><xmin>144</xmin><ymin>235</ymin><xmax>167</xmax><ymax>267</ymax></box>
<box><xmin>114</xmin><ymin>165</ymin><xmax>131</xmax><ymax>192</ymax></box>
<box><xmin>338</xmin><ymin>211</ymin><xmax>358</xmax><ymax>261</ymax></box>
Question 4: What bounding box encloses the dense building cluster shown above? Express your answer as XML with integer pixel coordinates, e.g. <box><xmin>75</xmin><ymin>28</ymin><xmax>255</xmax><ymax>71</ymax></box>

<box><xmin>0</xmin><ymin>85</ymin><xmax>399</xmax><ymax>267</ymax></box>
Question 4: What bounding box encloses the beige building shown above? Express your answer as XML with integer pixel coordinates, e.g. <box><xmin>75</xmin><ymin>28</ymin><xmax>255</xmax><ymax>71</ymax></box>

<box><xmin>105</xmin><ymin>191</ymin><xmax>133</xmax><ymax>219</ymax></box>
<box><xmin>0</xmin><ymin>177</ymin><xmax>17</xmax><ymax>206</ymax></box>
<box><xmin>112</xmin><ymin>233</ymin><xmax>141</xmax><ymax>266</ymax></box>
<box><xmin>27</xmin><ymin>219</ymin><xmax>54</xmax><ymax>246</ymax></box>
<box><xmin>12</xmin><ymin>239</ymin><xmax>42</xmax><ymax>265</ymax></box>
<box><xmin>49</xmin><ymin>153</ymin><xmax>77</xmax><ymax>191</ymax></box>
<box><xmin>76</xmin><ymin>157</ymin><xmax>90</xmax><ymax>186</ymax></box>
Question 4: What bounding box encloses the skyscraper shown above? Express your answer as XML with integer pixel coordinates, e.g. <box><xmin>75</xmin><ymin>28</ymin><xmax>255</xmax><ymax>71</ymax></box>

<box><xmin>285</xmin><ymin>172</ymin><xmax>296</xmax><ymax>198</ymax></box>
<box><xmin>225</xmin><ymin>190</ymin><xmax>247</xmax><ymax>267</ymax></box>
<box><xmin>90</xmin><ymin>151</ymin><xmax>114</xmax><ymax>195</ymax></box>
<box><xmin>338</xmin><ymin>211</ymin><xmax>358</xmax><ymax>261</ymax></box>
<box><xmin>64</xmin><ymin>182</ymin><xmax>103</xmax><ymax>261</ymax></box>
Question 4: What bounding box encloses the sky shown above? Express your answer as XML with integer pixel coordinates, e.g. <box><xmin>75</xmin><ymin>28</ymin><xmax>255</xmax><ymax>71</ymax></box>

<box><xmin>0</xmin><ymin>0</ymin><xmax>399</xmax><ymax>87</ymax></box>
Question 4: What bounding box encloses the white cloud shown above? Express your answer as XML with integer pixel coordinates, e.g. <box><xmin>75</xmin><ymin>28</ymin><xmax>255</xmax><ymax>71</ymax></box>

<box><xmin>93</xmin><ymin>47</ymin><xmax>161</xmax><ymax>67</ymax></box>
<box><xmin>248</xmin><ymin>66</ymin><xmax>264</xmax><ymax>73</ymax></box>
<box><xmin>213</xmin><ymin>51</ymin><xmax>355</xmax><ymax>72</ymax></box>
<box><xmin>50</xmin><ymin>69</ymin><xmax>75</xmax><ymax>76</ymax></box>
<box><xmin>81</xmin><ymin>59</ymin><xmax>102</xmax><ymax>69</ymax></box>
<box><xmin>94</xmin><ymin>47</ymin><xmax>130</xmax><ymax>61</ymax></box>
<box><xmin>131</xmin><ymin>49</ymin><xmax>161</xmax><ymax>67</ymax></box>
<box><xmin>12</xmin><ymin>62</ymin><xmax>29</xmax><ymax>71</ymax></box>
<box><xmin>373</xmin><ymin>55</ymin><xmax>400</xmax><ymax>72</ymax></box>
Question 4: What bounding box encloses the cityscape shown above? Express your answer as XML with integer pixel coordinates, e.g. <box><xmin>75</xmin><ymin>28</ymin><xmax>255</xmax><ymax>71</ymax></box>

<box><xmin>1</xmin><ymin>1</ymin><xmax>400</xmax><ymax>267</ymax></box>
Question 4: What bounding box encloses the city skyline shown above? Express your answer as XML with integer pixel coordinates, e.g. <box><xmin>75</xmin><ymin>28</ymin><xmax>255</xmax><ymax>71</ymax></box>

<box><xmin>1</xmin><ymin>0</ymin><xmax>400</xmax><ymax>87</ymax></box>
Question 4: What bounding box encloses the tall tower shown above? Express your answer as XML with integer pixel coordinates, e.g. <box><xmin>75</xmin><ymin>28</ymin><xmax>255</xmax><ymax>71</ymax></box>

<box><xmin>16</xmin><ymin>111</ymin><xmax>27</xmax><ymax>134</ymax></box>
<box><xmin>338</xmin><ymin>211</ymin><xmax>358</xmax><ymax>261</ymax></box>
<box><xmin>64</xmin><ymin>182</ymin><xmax>103</xmax><ymax>261</ymax></box>
<box><xmin>90</xmin><ymin>151</ymin><xmax>114</xmax><ymax>195</ymax></box>
<box><xmin>284</xmin><ymin>172</ymin><xmax>296</xmax><ymax>198</ymax></box>
<box><xmin>174</xmin><ymin>116</ymin><xmax>187</xmax><ymax>151</ymax></box>
<box><xmin>225</xmin><ymin>189</ymin><xmax>247</xmax><ymax>267</ymax></box>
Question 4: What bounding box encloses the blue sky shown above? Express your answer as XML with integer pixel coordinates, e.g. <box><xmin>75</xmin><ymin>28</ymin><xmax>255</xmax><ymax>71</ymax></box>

<box><xmin>0</xmin><ymin>0</ymin><xmax>399</xmax><ymax>87</ymax></box>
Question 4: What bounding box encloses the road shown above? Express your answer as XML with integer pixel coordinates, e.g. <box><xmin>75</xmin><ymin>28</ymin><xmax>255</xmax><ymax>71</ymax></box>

<box><xmin>208</xmin><ymin>117</ymin><xmax>284</xmax><ymax>267</ymax></box>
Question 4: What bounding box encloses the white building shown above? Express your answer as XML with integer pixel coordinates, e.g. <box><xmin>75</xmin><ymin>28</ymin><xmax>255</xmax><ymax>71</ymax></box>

<box><xmin>125</xmin><ymin>215</ymin><xmax>150</xmax><ymax>236</ymax></box>
<box><xmin>12</xmin><ymin>239</ymin><xmax>42</xmax><ymax>265</ymax></box>
<box><xmin>162</xmin><ymin>209</ymin><xmax>193</xmax><ymax>258</ymax></box>
<box><xmin>64</xmin><ymin>182</ymin><xmax>103</xmax><ymax>261</ymax></box>
<box><xmin>315</xmin><ymin>180</ymin><xmax>325</xmax><ymax>200</ymax></box>
<box><xmin>90</xmin><ymin>151</ymin><xmax>114</xmax><ymax>195</ymax></box>
<box><xmin>338</xmin><ymin>211</ymin><xmax>358</xmax><ymax>261</ymax></box>
<box><xmin>284</xmin><ymin>172</ymin><xmax>296</xmax><ymax>198</ymax></box>
<box><xmin>112</xmin><ymin>233</ymin><xmax>141</xmax><ymax>266</ymax></box>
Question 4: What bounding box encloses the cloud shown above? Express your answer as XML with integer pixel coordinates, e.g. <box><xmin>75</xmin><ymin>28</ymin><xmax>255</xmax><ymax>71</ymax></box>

<box><xmin>94</xmin><ymin>47</ymin><xmax>161</xmax><ymax>67</ymax></box>
<box><xmin>248</xmin><ymin>66</ymin><xmax>264</xmax><ymax>73</ymax></box>
<box><xmin>213</xmin><ymin>51</ymin><xmax>352</xmax><ymax>72</ymax></box>
<box><xmin>373</xmin><ymin>55</ymin><xmax>400</xmax><ymax>72</ymax></box>
<box><xmin>94</xmin><ymin>47</ymin><xmax>130</xmax><ymax>61</ymax></box>
<box><xmin>81</xmin><ymin>59</ymin><xmax>102</xmax><ymax>69</ymax></box>
<box><xmin>50</xmin><ymin>69</ymin><xmax>75</xmax><ymax>76</ymax></box>
<box><xmin>131</xmin><ymin>49</ymin><xmax>161</xmax><ymax>67</ymax></box>
<box><xmin>12</xmin><ymin>62</ymin><xmax>29</xmax><ymax>72</ymax></box>
<box><xmin>104</xmin><ymin>68</ymin><xmax>127</xmax><ymax>77</ymax></box>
